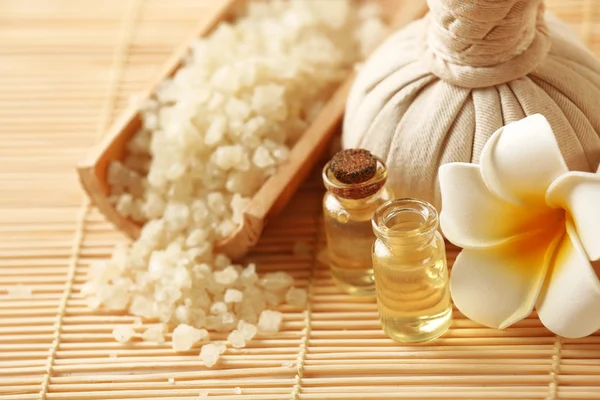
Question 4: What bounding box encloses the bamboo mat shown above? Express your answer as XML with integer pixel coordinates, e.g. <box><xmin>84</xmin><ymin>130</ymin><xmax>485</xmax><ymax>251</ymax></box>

<box><xmin>1</xmin><ymin>0</ymin><xmax>600</xmax><ymax>399</ymax></box>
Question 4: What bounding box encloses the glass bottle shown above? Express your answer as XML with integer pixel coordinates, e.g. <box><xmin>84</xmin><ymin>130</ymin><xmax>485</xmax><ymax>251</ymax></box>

<box><xmin>322</xmin><ymin>149</ymin><xmax>393</xmax><ymax>296</ymax></box>
<box><xmin>371</xmin><ymin>198</ymin><xmax>452</xmax><ymax>343</ymax></box>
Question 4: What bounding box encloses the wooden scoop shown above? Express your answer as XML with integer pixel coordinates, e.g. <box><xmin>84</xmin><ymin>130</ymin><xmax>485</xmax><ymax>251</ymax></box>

<box><xmin>77</xmin><ymin>0</ymin><xmax>428</xmax><ymax>259</ymax></box>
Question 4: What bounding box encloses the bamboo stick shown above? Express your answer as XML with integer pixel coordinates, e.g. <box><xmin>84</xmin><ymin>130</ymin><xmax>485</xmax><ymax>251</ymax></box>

<box><xmin>1</xmin><ymin>1</ymin><xmax>600</xmax><ymax>399</ymax></box>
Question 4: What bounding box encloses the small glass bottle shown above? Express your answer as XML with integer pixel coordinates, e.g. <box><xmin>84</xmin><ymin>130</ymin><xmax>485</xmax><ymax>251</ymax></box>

<box><xmin>322</xmin><ymin>149</ymin><xmax>393</xmax><ymax>296</ymax></box>
<box><xmin>371</xmin><ymin>198</ymin><xmax>452</xmax><ymax>343</ymax></box>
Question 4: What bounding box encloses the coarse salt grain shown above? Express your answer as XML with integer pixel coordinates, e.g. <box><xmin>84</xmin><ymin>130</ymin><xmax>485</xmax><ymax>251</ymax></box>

<box><xmin>258</xmin><ymin>310</ymin><xmax>283</xmax><ymax>334</ymax></box>
<box><xmin>211</xmin><ymin>341</ymin><xmax>226</xmax><ymax>355</ymax></box>
<box><xmin>172</xmin><ymin>324</ymin><xmax>208</xmax><ymax>352</ymax></box>
<box><xmin>224</xmin><ymin>288</ymin><xmax>243</xmax><ymax>303</ymax></box>
<box><xmin>142</xmin><ymin>325</ymin><xmax>165</xmax><ymax>343</ymax></box>
<box><xmin>227</xmin><ymin>330</ymin><xmax>246</xmax><ymax>348</ymax></box>
<box><xmin>234</xmin><ymin>387</ymin><xmax>242</xmax><ymax>395</ymax></box>
<box><xmin>213</xmin><ymin>266</ymin><xmax>238</xmax><ymax>286</ymax></box>
<box><xmin>112</xmin><ymin>326</ymin><xmax>135</xmax><ymax>343</ymax></box>
<box><xmin>200</xmin><ymin>343</ymin><xmax>220</xmax><ymax>368</ymax></box>
<box><xmin>237</xmin><ymin>320</ymin><xmax>258</xmax><ymax>341</ymax></box>
<box><xmin>259</xmin><ymin>272</ymin><xmax>294</xmax><ymax>292</ymax></box>
<box><xmin>285</xmin><ymin>287</ymin><xmax>308</xmax><ymax>307</ymax></box>
<box><xmin>210</xmin><ymin>302</ymin><xmax>228</xmax><ymax>315</ymax></box>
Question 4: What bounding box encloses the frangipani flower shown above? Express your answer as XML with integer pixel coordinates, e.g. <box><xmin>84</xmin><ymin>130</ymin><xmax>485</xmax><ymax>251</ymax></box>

<box><xmin>439</xmin><ymin>114</ymin><xmax>600</xmax><ymax>339</ymax></box>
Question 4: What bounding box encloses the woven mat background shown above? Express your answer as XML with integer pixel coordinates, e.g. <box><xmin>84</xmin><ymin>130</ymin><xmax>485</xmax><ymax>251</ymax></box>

<box><xmin>1</xmin><ymin>1</ymin><xmax>600</xmax><ymax>399</ymax></box>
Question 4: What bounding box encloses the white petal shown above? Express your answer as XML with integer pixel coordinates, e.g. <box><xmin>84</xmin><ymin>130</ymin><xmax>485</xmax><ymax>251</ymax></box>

<box><xmin>439</xmin><ymin>163</ymin><xmax>549</xmax><ymax>248</ymax></box>
<box><xmin>450</xmin><ymin>229</ymin><xmax>562</xmax><ymax>329</ymax></box>
<box><xmin>480</xmin><ymin>114</ymin><xmax>568</xmax><ymax>207</ymax></box>
<box><xmin>547</xmin><ymin>172</ymin><xmax>600</xmax><ymax>261</ymax></box>
<box><xmin>537</xmin><ymin>222</ymin><xmax>600</xmax><ymax>338</ymax></box>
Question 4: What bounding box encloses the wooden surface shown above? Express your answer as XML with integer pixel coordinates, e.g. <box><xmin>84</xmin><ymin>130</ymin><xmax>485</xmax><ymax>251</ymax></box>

<box><xmin>1</xmin><ymin>0</ymin><xmax>600</xmax><ymax>399</ymax></box>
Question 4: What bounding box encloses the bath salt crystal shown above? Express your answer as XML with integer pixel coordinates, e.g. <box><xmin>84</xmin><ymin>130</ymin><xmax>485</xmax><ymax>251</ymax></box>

<box><xmin>200</xmin><ymin>343</ymin><xmax>220</xmax><ymax>368</ymax></box>
<box><xmin>214</xmin><ymin>266</ymin><xmax>239</xmax><ymax>286</ymax></box>
<box><xmin>190</xmin><ymin>199</ymin><xmax>209</xmax><ymax>224</ymax></box>
<box><xmin>172</xmin><ymin>324</ymin><xmax>208</xmax><ymax>352</ymax></box>
<box><xmin>210</xmin><ymin>302</ymin><xmax>228</xmax><ymax>315</ymax></box>
<box><xmin>227</xmin><ymin>330</ymin><xmax>246</xmax><ymax>348</ymax></box>
<box><xmin>129</xmin><ymin>295</ymin><xmax>154</xmax><ymax>317</ymax></box>
<box><xmin>282</xmin><ymin>360</ymin><xmax>295</xmax><ymax>368</ymax></box>
<box><xmin>8</xmin><ymin>285</ymin><xmax>32</xmax><ymax>298</ymax></box>
<box><xmin>220</xmin><ymin>312</ymin><xmax>237</xmax><ymax>329</ymax></box>
<box><xmin>252</xmin><ymin>145</ymin><xmax>276</xmax><ymax>168</ymax></box>
<box><xmin>173</xmin><ymin>267</ymin><xmax>192</xmax><ymax>290</ymax></box>
<box><xmin>206</xmin><ymin>192</ymin><xmax>228</xmax><ymax>217</ymax></box>
<box><xmin>107</xmin><ymin>161</ymin><xmax>131</xmax><ymax>187</ymax></box>
<box><xmin>214</xmin><ymin>254</ymin><xmax>231</xmax><ymax>269</ymax></box>
<box><xmin>242</xmin><ymin>116</ymin><xmax>266</xmax><ymax>138</ymax></box>
<box><xmin>224</xmin><ymin>288</ymin><xmax>243</xmax><ymax>303</ymax></box>
<box><xmin>251</xmin><ymin>84</ymin><xmax>287</xmax><ymax>121</ymax></box>
<box><xmin>258</xmin><ymin>310</ymin><xmax>283</xmax><ymax>334</ymax></box>
<box><xmin>168</xmin><ymin>377</ymin><xmax>175</xmax><ymax>385</ymax></box>
<box><xmin>163</xmin><ymin>202</ymin><xmax>190</xmax><ymax>233</ymax></box>
<box><xmin>187</xmin><ymin>243</ymin><xmax>212</xmax><ymax>262</ymax></box>
<box><xmin>143</xmin><ymin>112</ymin><xmax>158</xmax><ymax>131</ymax></box>
<box><xmin>109</xmin><ymin>352</ymin><xmax>118</xmax><ymax>359</ymax></box>
<box><xmin>263</xmin><ymin>290</ymin><xmax>284</xmax><ymax>307</ymax></box>
<box><xmin>230</xmin><ymin>194</ymin><xmax>250</xmax><ymax>224</ymax></box>
<box><xmin>115</xmin><ymin>193</ymin><xmax>134</xmax><ymax>217</ymax></box>
<box><xmin>271</xmin><ymin>146</ymin><xmax>290</xmax><ymax>162</ymax></box>
<box><xmin>142</xmin><ymin>325</ymin><xmax>165</xmax><ymax>343</ymax></box>
<box><xmin>212</xmin><ymin>145</ymin><xmax>246</xmax><ymax>171</ymax></box>
<box><xmin>240</xmin><ymin>263</ymin><xmax>258</xmax><ymax>286</ymax></box>
<box><xmin>174</xmin><ymin>304</ymin><xmax>191</xmax><ymax>323</ymax></box>
<box><xmin>225</xmin><ymin>98</ymin><xmax>251</xmax><ymax>122</ymax></box>
<box><xmin>213</xmin><ymin>341</ymin><xmax>227</xmax><ymax>354</ymax></box>
<box><xmin>234</xmin><ymin>387</ymin><xmax>242</xmax><ymax>395</ymax></box>
<box><xmin>113</xmin><ymin>326</ymin><xmax>135</xmax><ymax>343</ymax></box>
<box><xmin>103</xmin><ymin>279</ymin><xmax>131</xmax><ymax>311</ymax></box>
<box><xmin>198</xmin><ymin>391</ymin><xmax>208</xmax><ymax>398</ymax></box>
<box><xmin>285</xmin><ymin>287</ymin><xmax>308</xmax><ymax>307</ymax></box>
<box><xmin>216</xmin><ymin>220</ymin><xmax>237</xmax><ymax>239</ymax></box>
<box><xmin>259</xmin><ymin>272</ymin><xmax>294</xmax><ymax>292</ymax></box>
<box><xmin>186</xmin><ymin>229</ymin><xmax>209</xmax><ymax>248</ymax></box>
<box><xmin>237</xmin><ymin>320</ymin><xmax>257</xmax><ymax>341</ymax></box>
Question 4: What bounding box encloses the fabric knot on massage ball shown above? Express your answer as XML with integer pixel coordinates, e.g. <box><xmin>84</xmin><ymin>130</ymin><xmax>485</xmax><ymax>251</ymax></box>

<box><xmin>343</xmin><ymin>0</ymin><xmax>600</xmax><ymax>209</ymax></box>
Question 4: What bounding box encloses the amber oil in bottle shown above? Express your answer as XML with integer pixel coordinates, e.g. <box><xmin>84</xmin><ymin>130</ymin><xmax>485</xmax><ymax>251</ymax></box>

<box><xmin>322</xmin><ymin>149</ymin><xmax>393</xmax><ymax>296</ymax></box>
<box><xmin>371</xmin><ymin>198</ymin><xmax>452</xmax><ymax>342</ymax></box>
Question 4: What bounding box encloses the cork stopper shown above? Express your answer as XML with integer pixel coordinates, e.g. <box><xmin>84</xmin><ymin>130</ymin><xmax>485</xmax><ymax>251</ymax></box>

<box><xmin>324</xmin><ymin>149</ymin><xmax>386</xmax><ymax>200</ymax></box>
<box><xmin>330</xmin><ymin>149</ymin><xmax>377</xmax><ymax>184</ymax></box>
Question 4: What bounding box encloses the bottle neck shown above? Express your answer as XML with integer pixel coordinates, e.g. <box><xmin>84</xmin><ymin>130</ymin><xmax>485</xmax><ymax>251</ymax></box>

<box><xmin>372</xmin><ymin>198</ymin><xmax>439</xmax><ymax>250</ymax></box>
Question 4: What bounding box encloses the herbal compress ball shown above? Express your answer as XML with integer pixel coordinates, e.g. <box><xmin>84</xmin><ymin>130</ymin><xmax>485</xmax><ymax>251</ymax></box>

<box><xmin>343</xmin><ymin>0</ymin><xmax>600</xmax><ymax>209</ymax></box>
